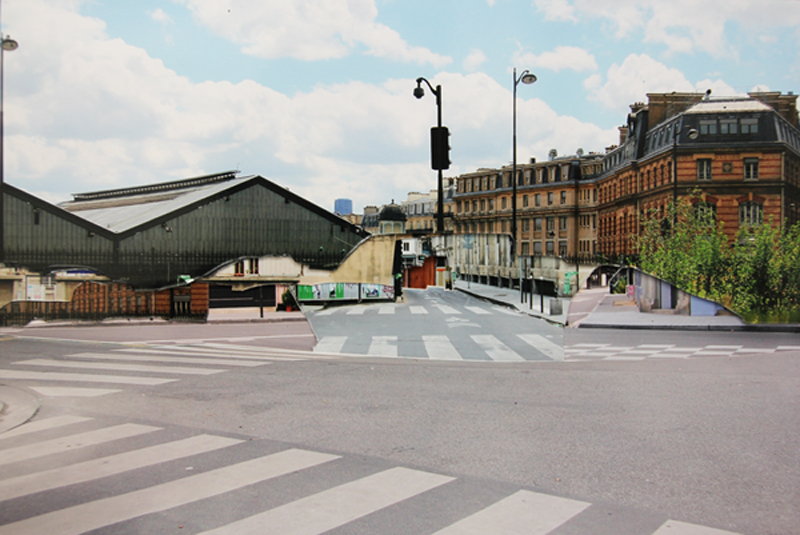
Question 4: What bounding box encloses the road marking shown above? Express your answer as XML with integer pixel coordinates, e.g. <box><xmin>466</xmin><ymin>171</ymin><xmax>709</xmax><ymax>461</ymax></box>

<box><xmin>15</xmin><ymin>358</ymin><xmax>225</xmax><ymax>376</ymax></box>
<box><xmin>313</xmin><ymin>308</ymin><xmax>337</xmax><ymax>316</ymax></box>
<box><xmin>518</xmin><ymin>334</ymin><xmax>564</xmax><ymax>361</ymax></box>
<box><xmin>0</xmin><ymin>370</ymin><xmax>177</xmax><ymax>385</ymax></box>
<box><xmin>422</xmin><ymin>335</ymin><xmax>462</xmax><ymax>360</ymax></box>
<box><xmin>410</xmin><ymin>306</ymin><xmax>428</xmax><ymax>314</ymax></box>
<box><xmin>432</xmin><ymin>490</ymin><xmax>590</xmax><ymax>535</ymax></box>
<box><xmin>435</xmin><ymin>305</ymin><xmax>462</xmax><ymax>315</ymax></box>
<box><xmin>471</xmin><ymin>335</ymin><xmax>524</xmax><ymax>361</ymax></box>
<box><xmin>0</xmin><ymin>415</ymin><xmax>93</xmax><ymax>441</ymax></box>
<box><xmin>378</xmin><ymin>306</ymin><xmax>395</xmax><ymax>315</ymax></box>
<box><xmin>314</xmin><ymin>336</ymin><xmax>347</xmax><ymax>353</ymax></box>
<box><xmin>28</xmin><ymin>386</ymin><xmax>122</xmax><ymax>398</ymax></box>
<box><xmin>652</xmin><ymin>519</ymin><xmax>743</xmax><ymax>535</ymax></box>
<box><xmin>369</xmin><ymin>336</ymin><xmax>398</xmax><ymax>357</ymax></box>
<box><xmin>68</xmin><ymin>352</ymin><xmax>265</xmax><ymax>367</ymax></box>
<box><xmin>0</xmin><ymin>434</ymin><xmax>243</xmax><ymax>501</ymax></box>
<box><xmin>465</xmin><ymin>306</ymin><xmax>491</xmax><ymax>315</ymax></box>
<box><xmin>199</xmin><ymin>467</ymin><xmax>455</xmax><ymax>535</ymax></box>
<box><xmin>0</xmin><ymin>449</ymin><xmax>340</xmax><ymax>535</ymax></box>
<box><xmin>0</xmin><ymin>424</ymin><xmax>162</xmax><ymax>466</ymax></box>
<box><xmin>346</xmin><ymin>307</ymin><xmax>367</xmax><ymax>315</ymax></box>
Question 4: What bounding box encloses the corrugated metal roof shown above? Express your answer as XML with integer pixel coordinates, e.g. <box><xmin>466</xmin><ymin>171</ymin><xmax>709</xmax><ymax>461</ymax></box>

<box><xmin>684</xmin><ymin>98</ymin><xmax>772</xmax><ymax>114</ymax></box>
<box><xmin>61</xmin><ymin>173</ymin><xmax>255</xmax><ymax>233</ymax></box>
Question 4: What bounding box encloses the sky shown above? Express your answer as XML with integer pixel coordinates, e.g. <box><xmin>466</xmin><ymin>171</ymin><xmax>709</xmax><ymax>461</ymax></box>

<box><xmin>2</xmin><ymin>0</ymin><xmax>799</xmax><ymax>214</ymax></box>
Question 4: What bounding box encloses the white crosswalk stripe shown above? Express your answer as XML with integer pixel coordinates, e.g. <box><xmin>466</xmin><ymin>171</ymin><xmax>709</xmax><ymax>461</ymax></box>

<box><xmin>0</xmin><ymin>369</ymin><xmax>177</xmax><ymax>385</ymax></box>
<box><xmin>564</xmin><ymin>343</ymin><xmax>791</xmax><ymax>361</ymax></box>
<box><xmin>471</xmin><ymin>334</ymin><xmax>525</xmax><ymax>361</ymax></box>
<box><xmin>200</xmin><ymin>467</ymin><xmax>455</xmax><ymax>535</ymax></box>
<box><xmin>314</xmin><ymin>336</ymin><xmax>347</xmax><ymax>353</ymax></box>
<box><xmin>14</xmin><ymin>358</ymin><xmax>226</xmax><ymax>375</ymax></box>
<box><xmin>0</xmin><ymin>417</ymin><xmax>744</xmax><ymax>535</ymax></box>
<box><xmin>0</xmin><ymin>448</ymin><xmax>339</xmax><ymax>535</ymax></box>
<box><xmin>423</xmin><ymin>335</ymin><xmax>462</xmax><ymax>360</ymax></box>
<box><xmin>0</xmin><ymin>423</ymin><xmax>161</xmax><ymax>466</ymax></box>
<box><xmin>432</xmin><ymin>490</ymin><xmax>590</xmax><ymax>535</ymax></box>
<box><xmin>368</xmin><ymin>335</ymin><xmax>398</xmax><ymax>357</ymax></box>
<box><xmin>518</xmin><ymin>334</ymin><xmax>565</xmax><ymax>361</ymax></box>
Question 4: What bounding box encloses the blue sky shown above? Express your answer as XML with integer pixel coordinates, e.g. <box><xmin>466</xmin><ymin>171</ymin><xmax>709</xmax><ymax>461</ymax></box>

<box><xmin>3</xmin><ymin>0</ymin><xmax>799</xmax><ymax>212</ymax></box>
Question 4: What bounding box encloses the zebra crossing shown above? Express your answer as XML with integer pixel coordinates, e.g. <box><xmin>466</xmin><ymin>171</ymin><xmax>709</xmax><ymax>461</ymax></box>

<box><xmin>0</xmin><ymin>415</ymin><xmax>743</xmax><ymax>534</ymax></box>
<box><xmin>0</xmin><ymin>342</ymin><xmax>317</xmax><ymax>400</ymax></box>
<box><xmin>565</xmin><ymin>343</ymin><xmax>800</xmax><ymax>361</ymax></box>
<box><xmin>314</xmin><ymin>332</ymin><xmax>565</xmax><ymax>361</ymax></box>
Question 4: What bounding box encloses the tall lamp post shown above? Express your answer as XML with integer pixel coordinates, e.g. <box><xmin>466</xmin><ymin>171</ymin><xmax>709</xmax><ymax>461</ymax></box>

<box><xmin>512</xmin><ymin>68</ymin><xmax>536</xmax><ymax>299</ymax></box>
<box><xmin>0</xmin><ymin>32</ymin><xmax>17</xmax><ymax>264</ymax></box>
<box><xmin>414</xmin><ymin>77</ymin><xmax>448</xmax><ymax>235</ymax></box>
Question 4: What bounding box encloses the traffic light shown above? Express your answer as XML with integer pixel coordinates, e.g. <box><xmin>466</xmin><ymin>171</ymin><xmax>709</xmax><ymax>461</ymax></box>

<box><xmin>430</xmin><ymin>126</ymin><xmax>450</xmax><ymax>170</ymax></box>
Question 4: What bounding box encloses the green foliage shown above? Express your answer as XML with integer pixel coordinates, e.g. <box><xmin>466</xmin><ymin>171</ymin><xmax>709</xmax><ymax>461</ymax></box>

<box><xmin>636</xmin><ymin>194</ymin><xmax>800</xmax><ymax>323</ymax></box>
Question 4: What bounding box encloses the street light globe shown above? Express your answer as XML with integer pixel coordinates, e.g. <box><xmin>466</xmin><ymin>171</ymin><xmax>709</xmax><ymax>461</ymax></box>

<box><xmin>1</xmin><ymin>37</ymin><xmax>18</xmax><ymax>51</ymax></box>
<box><xmin>521</xmin><ymin>73</ymin><xmax>537</xmax><ymax>85</ymax></box>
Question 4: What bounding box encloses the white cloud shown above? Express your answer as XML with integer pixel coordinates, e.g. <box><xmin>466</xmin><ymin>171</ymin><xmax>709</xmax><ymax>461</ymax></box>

<box><xmin>463</xmin><ymin>49</ymin><xmax>487</xmax><ymax>72</ymax></box>
<box><xmin>534</xmin><ymin>0</ymin><xmax>578</xmax><ymax>23</ymax></box>
<box><xmin>149</xmin><ymin>8</ymin><xmax>173</xmax><ymax>25</ymax></box>
<box><xmin>586</xmin><ymin>54</ymin><xmax>739</xmax><ymax>114</ymax></box>
<box><xmin>554</xmin><ymin>0</ymin><xmax>800</xmax><ymax>58</ymax></box>
<box><xmin>514</xmin><ymin>46</ymin><xmax>597</xmax><ymax>73</ymax></box>
<box><xmin>4</xmin><ymin>0</ymin><xmax>616</xmax><ymax>214</ymax></box>
<box><xmin>176</xmin><ymin>0</ymin><xmax>451</xmax><ymax>67</ymax></box>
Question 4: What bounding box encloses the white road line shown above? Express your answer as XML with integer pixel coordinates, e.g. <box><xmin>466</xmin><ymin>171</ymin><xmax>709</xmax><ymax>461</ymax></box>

<box><xmin>378</xmin><ymin>306</ymin><xmax>395</xmax><ymax>315</ymax></box>
<box><xmin>465</xmin><ymin>306</ymin><xmax>491</xmax><ymax>315</ymax></box>
<box><xmin>369</xmin><ymin>336</ymin><xmax>398</xmax><ymax>357</ymax></box>
<box><xmin>0</xmin><ymin>434</ymin><xmax>243</xmax><ymax>501</ymax></box>
<box><xmin>517</xmin><ymin>334</ymin><xmax>565</xmax><ymax>361</ymax></box>
<box><xmin>15</xmin><ymin>358</ymin><xmax>225</xmax><ymax>376</ymax></box>
<box><xmin>0</xmin><ymin>370</ymin><xmax>177</xmax><ymax>385</ymax></box>
<box><xmin>705</xmin><ymin>345</ymin><xmax>743</xmax><ymax>350</ymax></box>
<box><xmin>777</xmin><ymin>346</ymin><xmax>800</xmax><ymax>351</ymax></box>
<box><xmin>68</xmin><ymin>352</ymin><xmax>265</xmax><ymax>367</ymax></box>
<box><xmin>315</xmin><ymin>336</ymin><xmax>347</xmax><ymax>354</ymax></box>
<box><xmin>0</xmin><ymin>415</ymin><xmax>93</xmax><ymax>441</ymax></box>
<box><xmin>346</xmin><ymin>307</ymin><xmax>367</xmax><ymax>315</ymax></box>
<box><xmin>199</xmin><ymin>467</ymin><xmax>455</xmax><ymax>535</ymax></box>
<box><xmin>652</xmin><ymin>519</ymin><xmax>743</xmax><ymax>535</ymax></box>
<box><xmin>410</xmin><ymin>306</ymin><xmax>428</xmax><ymax>314</ymax></box>
<box><xmin>435</xmin><ymin>305</ymin><xmax>462</xmax><ymax>315</ymax></box>
<box><xmin>432</xmin><ymin>490</ymin><xmax>590</xmax><ymax>535</ymax></box>
<box><xmin>471</xmin><ymin>335</ymin><xmax>525</xmax><ymax>361</ymax></box>
<box><xmin>0</xmin><ymin>449</ymin><xmax>340</xmax><ymax>535</ymax></box>
<box><xmin>0</xmin><ymin>424</ymin><xmax>162</xmax><ymax>466</ymax></box>
<box><xmin>28</xmin><ymin>387</ymin><xmax>122</xmax><ymax>398</ymax></box>
<box><xmin>313</xmin><ymin>309</ymin><xmax>337</xmax><ymax>316</ymax></box>
<box><xmin>422</xmin><ymin>335</ymin><xmax>463</xmax><ymax>361</ymax></box>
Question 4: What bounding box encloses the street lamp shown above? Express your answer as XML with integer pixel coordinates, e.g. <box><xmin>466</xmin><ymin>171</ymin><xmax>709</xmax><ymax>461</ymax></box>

<box><xmin>512</xmin><ymin>68</ymin><xmax>536</xmax><ymax>298</ymax></box>
<box><xmin>0</xmin><ymin>33</ymin><xmax>17</xmax><ymax>264</ymax></box>
<box><xmin>414</xmin><ymin>77</ymin><xmax>447</xmax><ymax>235</ymax></box>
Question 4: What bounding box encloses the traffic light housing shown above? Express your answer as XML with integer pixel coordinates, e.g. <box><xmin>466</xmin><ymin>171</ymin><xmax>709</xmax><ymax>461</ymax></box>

<box><xmin>431</xmin><ymin>126</ymin><xmax>450</xmax><ymax>170</ymax></box>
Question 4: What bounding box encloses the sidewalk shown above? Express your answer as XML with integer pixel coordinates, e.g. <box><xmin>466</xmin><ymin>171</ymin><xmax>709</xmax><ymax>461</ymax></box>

<box><xmin>454</xmin><ymin>280</ymin><xmax>569</xmax><ymax>325</ymax></box>
<box><xmin>456</xmin><ymin>281</ymin><xmax>799</xmax><ymax>332</ymax></box>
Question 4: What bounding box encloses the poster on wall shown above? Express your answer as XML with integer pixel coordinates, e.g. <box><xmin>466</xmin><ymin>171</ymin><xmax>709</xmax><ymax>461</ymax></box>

<box><xmin>297</xmin><ymin>283</ymin><xmax>361</xmax><ymax>302</ymax></box>
<box><xmin>361</xmin><ymin>284</ymin><xmax>394</xmax><ymax>300</ymax></box>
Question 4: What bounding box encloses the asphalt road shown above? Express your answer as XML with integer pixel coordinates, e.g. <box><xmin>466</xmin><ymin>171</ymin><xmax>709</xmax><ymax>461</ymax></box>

<box><xmin>0</xmin><ymin>296</ymin><xmax>797</xmax><ymax>534</ymax></box>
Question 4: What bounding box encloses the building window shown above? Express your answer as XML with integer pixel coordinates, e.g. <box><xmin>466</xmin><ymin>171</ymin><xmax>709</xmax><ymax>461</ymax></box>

<box><xmin>534</xmin><ymin>241</ymin><xmax>542</xmax><ymax>254</ymax></box>
<box><xmin>248</xmin><ymin>258</ymin><xmax>259</xmax><ymax>275</ymax></box>
<box><xmin>741</xmin><ymin>118</ymin><xmax>758</xmax><ymax>134</ymax></box>
<box><xmin>546</xmin><ymin>241</ymin><xmax>554</xmax><ymax>255</ymax></box>
<box><xmin>744</xmin><ymin>158</ymin><xmax>759</xmax><ymax>180</ymax></box>
<box><xmin>501</xmin><ymin>197</ymin><xmax>507</xmax><ymax>210</ymax></box>
<box><xmin>739</xmin><ymin>201</ymin><xmax>763</xmax><ymax>226</ymax></box>
<box><xmin>235</xmin><ymin>261</ymin><xmax>245</xmax><ymax>276</ymax></box>
<box><xmin>699</xmin><ymin>120</ymin><xmax>717</xmax><ymax>135</ymax></box>
<box><xmin>534</xmin><ymin>217</ymin><xmax>542</xmax><ymax>231</ymax></box>
<box><xmin>559</xmin><ymin>216</ymin><xmax>568</xmax><ymax>230</ymax></box>
<box><xmin>521</xmin><ymin>242</ymin><xmax>530</xmax><ymax>256</ymax></box>
<box><xmin>480</xmin><ymin>200</ymin><xmax>486</xmax><ymax>212</ymax></box>
<box><xmin>522</xmin><ymin>219</ymin><xmax>530</xmax><ymax>232</ymax></box>
<box><xmin>559</xmin><ymin>241</ymin><xmax>567</xmax><ymax>256</ymax></box>
<box><xmin>522</xmin><ymin>195</ymin><xmax>529</xmax><ymax>208</ymax></box>
<box><xmin>560</xmin><ymin>191</ymin><xmax>567</xmax><ymax>204</ymax></box>
<box><xmin>697</xmin><ymin>159</ymin><xmax>712</xmax><ymax>180</ymax></box>
<box><xmin>694</xmin><ymin>202</ymin><xmax>716</xmax><ymax>226</ymax></box>
<box><xmin>489</xmin><ymin>199</ymin><xmax>494</xmax><ymax>211</ymax></box>
<box><xmin>535</xmin><ymin>194</ymin><xmax>540</xmax><ymax>207</ymax></box>
<box><xmin>546</xmin><ymin>217</ymin><xmax>555</xmax><ymax>232</ymax></box>
<box><xmin>720</xmin><ymin>119</ymin><xmax>738</xmax><ymax>134</ymax></box>
<box><xmin>547</xmin><ymin>192</ymin><xmax>553</xmax><ymax>205</ymax></box>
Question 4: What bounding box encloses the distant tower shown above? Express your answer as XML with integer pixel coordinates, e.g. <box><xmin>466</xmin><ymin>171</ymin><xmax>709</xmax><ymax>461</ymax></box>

<box><xmin>334</xmin><ymin>198</ymin><xmax>353</xmax><ymax>215</ymax></box>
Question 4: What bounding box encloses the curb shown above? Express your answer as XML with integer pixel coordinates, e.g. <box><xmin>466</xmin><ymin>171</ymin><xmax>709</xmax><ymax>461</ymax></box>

<box><xmin>455</xmin><ymin>287</ymin><xmax>566</xmax><ymax>326</ymax></box>
<box><xmin>0</xmin><ymin>385</ymin><xmax>40</xmax><ymax>435</ymax></box>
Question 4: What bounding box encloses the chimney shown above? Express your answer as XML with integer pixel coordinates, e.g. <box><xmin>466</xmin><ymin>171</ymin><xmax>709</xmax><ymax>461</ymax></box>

<box><xmin>618</xmin><ymin>126</ymin><xmax>629</xmax><ymax>145</ymax></box>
